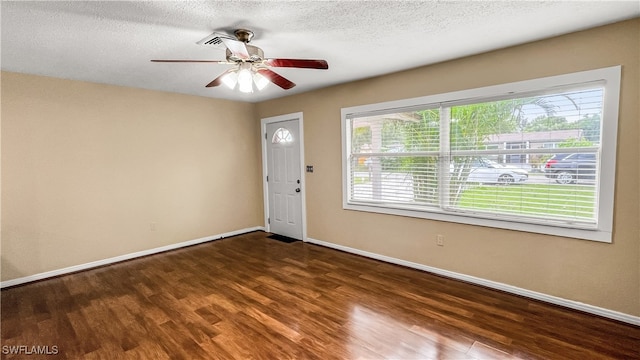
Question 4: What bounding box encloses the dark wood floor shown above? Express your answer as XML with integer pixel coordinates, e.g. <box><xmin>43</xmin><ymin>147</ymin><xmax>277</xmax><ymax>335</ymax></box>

<box><xmin>2</xmin><ymin>231</ymin><xmax>639</xmax><ymax>359</ymax></box>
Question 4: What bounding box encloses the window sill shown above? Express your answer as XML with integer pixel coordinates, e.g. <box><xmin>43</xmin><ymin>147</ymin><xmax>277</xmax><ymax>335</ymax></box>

<box><xmin>344</xmin><ymin>202</ymin><xmax>611</xmax><ymax>243</ymax></box>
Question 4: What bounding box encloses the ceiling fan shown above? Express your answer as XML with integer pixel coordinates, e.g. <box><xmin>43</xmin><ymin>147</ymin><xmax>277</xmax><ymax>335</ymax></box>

<box><xmin>151</xmin><ymin>29</ymin><xmax>329</xmax><ymax>93</ymax></box>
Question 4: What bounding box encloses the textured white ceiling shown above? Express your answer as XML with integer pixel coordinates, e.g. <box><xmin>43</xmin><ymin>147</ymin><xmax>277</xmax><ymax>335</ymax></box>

<box><xmin>2</xmin><ymin>1</ymin><xmax>638</xmax><ymax>103</ymax></box>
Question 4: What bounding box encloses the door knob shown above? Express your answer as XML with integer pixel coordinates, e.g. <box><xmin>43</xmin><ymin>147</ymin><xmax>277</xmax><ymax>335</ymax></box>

<box><xmin>295</xmin><ymin>188</ymin><xmax>301</xmax><ymax>193</ymax></box>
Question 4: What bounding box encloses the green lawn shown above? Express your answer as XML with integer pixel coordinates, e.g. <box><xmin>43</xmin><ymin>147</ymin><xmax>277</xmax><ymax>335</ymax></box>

<box><xmin>458</xmin><ymin>184</ymin><xmax>596</xmax><ymax>219</ymax></box>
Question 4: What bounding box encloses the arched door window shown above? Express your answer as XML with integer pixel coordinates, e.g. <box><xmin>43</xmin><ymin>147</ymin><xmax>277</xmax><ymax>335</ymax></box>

<box><xmin>272</xmin><ymin>127</ymin><xmax>293</xmax><ymax>144</ymax></box>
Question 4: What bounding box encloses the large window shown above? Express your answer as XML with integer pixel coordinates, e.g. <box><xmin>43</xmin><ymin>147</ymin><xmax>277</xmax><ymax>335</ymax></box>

<box><xmin>341</xmin><ymin>67</ymin><xmax>621</xmax><ymax>242</ymax></box>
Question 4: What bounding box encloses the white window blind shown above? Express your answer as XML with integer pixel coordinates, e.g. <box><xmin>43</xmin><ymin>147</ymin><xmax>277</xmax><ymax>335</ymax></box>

<box><xmin>342</xmin><ymin>67</ymin><xmax>621</xmax><ymax>242</ymax></box>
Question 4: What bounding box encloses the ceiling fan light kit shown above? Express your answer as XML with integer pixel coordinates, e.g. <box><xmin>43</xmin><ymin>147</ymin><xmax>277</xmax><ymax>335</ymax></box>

<box><xmin>220</xmin><ymin>71</ymin><xmax>238</xmax><ymax>89</ymax></box>
<box><xmin>151</xmin><ymin>29</ymin><xmax>328</xmax><ymax>93</ymax></box>
<box><xmin>217</xmin><ymin>62</ymin><xmax>270</xmax><ymax>93</ymax></box>
<box><xmin>237</xmin><ymin>64</ymin><xmax>254</xmax><ymax>93</ymax></box>
<box><xmin>253</xmin><ymin>72</ymin><xmax>270</xmax><ymax>91</ymax></box>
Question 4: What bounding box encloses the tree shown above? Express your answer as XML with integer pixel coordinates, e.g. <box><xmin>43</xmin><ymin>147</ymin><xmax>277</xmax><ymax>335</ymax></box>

<box><xmin>352</xmin><ymin>126</ymin><xmax>371</xmax><ymax>153</ymax></box>
<box><xmin>558</xmin><ymin>137</ymin><xmax>593</xmax><ymax>148</ymax></box>
<box><xmin>351</xmin><ymin>126</ymin><xmax>371</xmax><ymax>171</ymax></box>
<box><xmin>511</xmin><ymin>97</ymin><xmax>559</xmax><ymax>131</ymax></box>
<box><xmin>446</xmin><ymin>98</ymin><xmax>556</xmax><ymax>204</ymax></box>
<box><xmin>401</xmin><ymin>109</ymin><xmax>439</xmax><ymax>203</ymax></box>
<box><xmin>573</xmin><ymin>114</ymin><xmax>601</xmax><ymax>142</ymax></box>
<box><xmin>523</xmin><ymin>116</ymin><xmax>571</xmax><ymax>132</ymax></box>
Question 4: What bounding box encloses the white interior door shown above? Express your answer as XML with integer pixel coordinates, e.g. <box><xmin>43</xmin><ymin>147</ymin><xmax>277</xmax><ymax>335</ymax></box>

<box><xmin>266</xmin><ymin>119</ymin><xmax>303</xmax><ymax>240</ymax></box>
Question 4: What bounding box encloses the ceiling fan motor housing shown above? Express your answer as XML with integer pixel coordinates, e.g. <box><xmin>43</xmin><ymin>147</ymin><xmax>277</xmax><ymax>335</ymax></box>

<box><xmin>234</xmin><ymin>29</ymin><xmax>254</xmax><ymax>43</ymax></box>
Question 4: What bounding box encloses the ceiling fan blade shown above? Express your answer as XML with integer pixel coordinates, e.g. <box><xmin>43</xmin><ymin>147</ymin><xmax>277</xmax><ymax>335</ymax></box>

<box><xmin>256</xmin><ymin>69</ymin><xmax>296</xmax><ymax>90</ymax></box>
<box><xmin>151</xmin><ymin>59</ymin><xmax>227</xmax><ymax>63</ymax></box>
<box><xmin>205</xmin><ymin>70</ymin><xmax>233</xmax><ymax>88</ymax></box>
<box><xmin>264</xmin><ymin>58</ymin><xmax>329</xmax><ymax>69</ymax></box>
<box><xmin>221</xmin><ymin>38</ymin><xmax>250</xmax><ymax>60</ymax></box>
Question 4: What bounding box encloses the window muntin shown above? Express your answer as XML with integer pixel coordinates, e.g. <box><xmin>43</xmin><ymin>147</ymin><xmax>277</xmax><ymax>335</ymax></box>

<box><xmin>342</xmin><ymin>67</ymin><xmax>621</xmax><ymax>242</ymax></box>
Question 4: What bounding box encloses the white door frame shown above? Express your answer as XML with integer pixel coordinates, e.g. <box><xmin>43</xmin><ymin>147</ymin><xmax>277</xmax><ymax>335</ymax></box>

<box><xmin>261</xmin><ymin>112</ymin><xmax>307</xmax><ymax>241</ymax></box>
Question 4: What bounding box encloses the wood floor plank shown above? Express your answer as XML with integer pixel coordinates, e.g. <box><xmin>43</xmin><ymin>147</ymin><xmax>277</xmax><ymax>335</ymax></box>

<box><xmin>2</xmin><ymin>231</ymin><xmax>639</xmax><ymax>359</ymax></box>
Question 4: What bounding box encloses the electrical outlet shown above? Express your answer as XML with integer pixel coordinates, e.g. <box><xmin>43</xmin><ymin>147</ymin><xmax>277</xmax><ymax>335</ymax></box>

<box><xmin>150</xmin><ymin>222</ymin><xmax>157</xmax><ymax>231</ymax></box>
<box><xmin>436</xmin><ymin>234</ymin><xmax>444</xmax><ymax>246</ymax></box>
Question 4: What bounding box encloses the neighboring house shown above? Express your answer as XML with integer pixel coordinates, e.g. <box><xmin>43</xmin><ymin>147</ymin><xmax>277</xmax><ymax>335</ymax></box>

<box><xmin>352</xmin><ymin>120</ymin><xmax>585</xmax><ymax>171</ymax></box>
<box><xmin>485</xmin><ymin>129</ymin><xmax>584</xmax><ymax>170</ymax></box>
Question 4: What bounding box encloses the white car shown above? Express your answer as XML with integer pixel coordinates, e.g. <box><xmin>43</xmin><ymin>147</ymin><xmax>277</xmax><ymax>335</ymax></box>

<box><xmin>453</xmin><ymin>159</ymin><xmax>528</xmax><ymax>184</ymax></box>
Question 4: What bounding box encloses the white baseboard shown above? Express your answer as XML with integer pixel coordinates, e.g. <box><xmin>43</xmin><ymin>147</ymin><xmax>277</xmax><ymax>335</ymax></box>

<box><xmin>305</xmin><ymin>237</ymin><xmax>640</xmax><ymax>326</ymax></box>
<box><xmin>0</xmin><ymin>226</ymin><xmax>265</xmax><ymax>289</ymax></box>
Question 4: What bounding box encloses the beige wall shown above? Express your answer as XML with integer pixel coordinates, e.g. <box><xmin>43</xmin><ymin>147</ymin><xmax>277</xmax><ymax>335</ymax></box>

<box><xmin>256</xmin><ymin>19</ymin><xmax>640</xmax><ymax>316</ymax></box>
<box><xmin>1</xmin><ymin>72</ymin><xmax>263</xmax><ymax>280</ymax></box>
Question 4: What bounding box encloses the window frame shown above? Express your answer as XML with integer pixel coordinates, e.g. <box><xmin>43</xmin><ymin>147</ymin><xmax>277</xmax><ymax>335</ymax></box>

<box><xmin>341</xmin><ymin>66</ymin><xmax>621</xmax><ymax>243</ymax></box>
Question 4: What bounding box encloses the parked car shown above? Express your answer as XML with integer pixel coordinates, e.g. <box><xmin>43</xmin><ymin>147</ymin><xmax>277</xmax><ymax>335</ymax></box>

<box><xmin>544</xmin><ymin>153</ymin><xmax>572</xmax><ymax>163</ymax></box>
<box><xmin>453</xmin><ymin>159</ymin><xmax>528</xmax><ymax>184</ymax></box>
<box><xmin>543</xmin><ymin>153</ymin><xmax>597</xmax><ymax>184</ymax></box>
